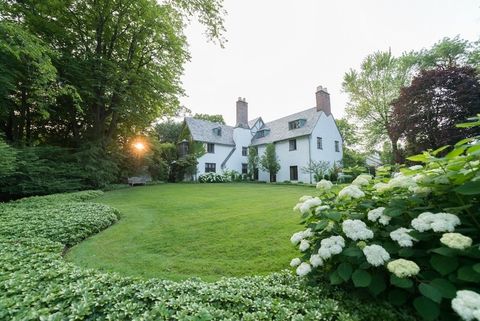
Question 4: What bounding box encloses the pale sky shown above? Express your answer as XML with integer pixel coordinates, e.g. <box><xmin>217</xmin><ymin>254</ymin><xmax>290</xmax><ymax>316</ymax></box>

<box><xmin>179</xmin><ymin>0</ymin><xmax>480</xmax><ymax>125</ymax></box>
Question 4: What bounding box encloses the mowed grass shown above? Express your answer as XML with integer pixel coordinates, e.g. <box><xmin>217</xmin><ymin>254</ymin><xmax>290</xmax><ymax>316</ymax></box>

<box><xmin>66</xmin><ymin>183</ymin><xmax>319</xmax><ymax>281</ymax></box>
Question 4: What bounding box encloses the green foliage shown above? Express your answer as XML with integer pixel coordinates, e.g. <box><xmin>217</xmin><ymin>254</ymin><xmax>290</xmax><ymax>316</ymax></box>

<box><xmin>259</xmin><ymin>143</ymin><xmax>280</xmax><ymax>181</ymax></box>
<box><xmin>247</xmin><ymin>146</ymin><xmax>259</xmax><ymax>179</ymax></box>
<box><xmin>302</xmin><ymin>160</ymin><xmax>331</xmax><ymax>181</ymax></box>
<box><xmin>198</xmin><ymin>172</ymin><xmax>230</xmax><ymax>183</ymax></box>
<box><xmin>291</xmin><ymin>117</ymin><xmax>480</xmax><ymax>320</ymax></box>
<box><xmin>193</xmin><ymin>113</ymin><xmax>226</xmax><ymax>124</ymax></box>
<box><xmin>154</xmin><ymin>120</ymin><xmax>183</xmax><ymax>143</ymax></box>
<box><xmin>0</xmin><ymin>188</ymin><xmax>413</xmax><ymax>320</ymax></box>
<box><xmin>0</xmin><ymin>138</ymin><xmax>16</xmax><ymax>177</ymax></box>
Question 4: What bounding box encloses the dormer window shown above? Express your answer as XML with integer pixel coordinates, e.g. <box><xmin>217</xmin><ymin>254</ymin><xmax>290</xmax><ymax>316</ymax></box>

<box><xmin>288</xmin><ymin>119</ymin><xmax>306</xmax><ymax>130</ymax></box>
<box><xmin>255</xmin><ymin>129</ymin><xmax>270</xmax><ymax>138</ymax></box>
<box><xmin>212</xmin><ymin>127</ymin><xmax>222</xmax><ymax>136</ymax></box>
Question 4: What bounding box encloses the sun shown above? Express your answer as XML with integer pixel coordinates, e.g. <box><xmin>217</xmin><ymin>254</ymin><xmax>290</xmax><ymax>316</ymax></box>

<box><xmin>133</xmin><ymin>142</ymin><xmax>145</xmax><ymax>151</ymax></box>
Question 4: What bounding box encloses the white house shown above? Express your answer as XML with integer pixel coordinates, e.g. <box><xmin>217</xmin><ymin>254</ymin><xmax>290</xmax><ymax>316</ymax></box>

<box><xmin>181</xmin><ymin>86</ymin><xmax>343</xmax><ymax>183</ymax></box>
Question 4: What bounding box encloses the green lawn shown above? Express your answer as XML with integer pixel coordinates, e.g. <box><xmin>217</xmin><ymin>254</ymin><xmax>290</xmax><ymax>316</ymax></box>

<box><xmin>66</xmin><ymin>183</ymin><xmax>319</xmax><ymax>281</ymax></box>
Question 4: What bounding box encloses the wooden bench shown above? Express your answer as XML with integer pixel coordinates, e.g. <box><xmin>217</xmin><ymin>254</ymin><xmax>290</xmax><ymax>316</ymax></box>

<box><xmin>128</xmin><ymin>176</ymin><xmax>150</xmax><ymax>186</ymax></box>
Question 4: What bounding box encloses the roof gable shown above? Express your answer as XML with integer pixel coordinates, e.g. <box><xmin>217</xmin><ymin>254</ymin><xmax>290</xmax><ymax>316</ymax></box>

<box><xmin>184</xmin><ymin>117</ymin><xmax>235</xmax><ymax>145</ymax></box>
<box><xmin>251</xmin><ymin>108</ymin><xmax>322</xmax><ymax>145</ymax></box>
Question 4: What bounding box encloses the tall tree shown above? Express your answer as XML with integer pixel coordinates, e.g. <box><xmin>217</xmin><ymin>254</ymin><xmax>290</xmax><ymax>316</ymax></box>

<box><xmin>153</xmin><ymin>120</ymin><xmax>183</xmax><ymax>143</ymax></box>
<box><xmin>391</xmin><ymin>66</ymin><xmax>480</xmax><ymax>154</ymax></box>
<box><xmin>335</xmin><ymin>118</ymin><xmax>366</xmax><ymax>167</ymax></box>
<box><xmin>1</xmin><ymin>0</ymin><xmax>225</xmax><ymax>143</ymax></box>
<box><xmin>193</xmin><ymin>113</ymin><xmax>225</xmax><ymax>124</ymax></box>
<box><xmin>259</xmin><ymin>143</ymin><xmax>280</xmax><ymax>182</ymax></box>
<box><xmin>343</xmin><ymin>51</ymin><xmax>415</xmax><ymax>162</ymax></box>
<box><xmin>0</xmin><ymin>22</ymin><xmax>59</xmax><ymax>145</ymax></box>
<box><xmin>247</xmin><ymin>146</ymin><xmax>259</xmax><ymax>179</ymax></box>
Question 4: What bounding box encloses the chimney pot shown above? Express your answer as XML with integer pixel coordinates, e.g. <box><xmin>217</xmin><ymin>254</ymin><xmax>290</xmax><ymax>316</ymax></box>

<box><xmin>315</xmin><ymin>85</ymin><xmax>331</xmax><ymax>115</ymax></box>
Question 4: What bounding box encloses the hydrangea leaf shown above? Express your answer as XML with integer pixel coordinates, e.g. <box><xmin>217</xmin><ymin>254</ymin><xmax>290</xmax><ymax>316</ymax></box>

<box><xmin>454</xmin><ymin>181</ymin><xmax>480</xmax><ymax>195</ymax></box>
<box><xmin>473</xmin><ymin>263</ymin><xmax>480</xmax><ymax>274</ymax></box>
<box><xmin>418</xmin><ymin>283</ymin><xmax>442</xmax><ymax>303</ymax></box>
<box><xmin>368</xmin><ymin>274</ymin><xmax>386</xmax><ymax>296</ymax></box>
<box><xmin>315</xmin><ymin>220</ymin><xmax>329</xmax><ymax>231</ymax></box>
<box><xmin>413</xmin><ymin>296</ymin><xmax>440</xmax><ymax>321</ymax></box>
<box><xmin>329</xmin><ymin>270</ymin><xmax>343</xmax><ymax>285</ymax></box>
<box><xmin>352</xmin><ymin>269</ymin><xmax>371</xmax><ymax>287</ymax></box>
<box><xmin>390</xmin><ymin>275</ymin><xmax>413</xmax><ymax>289</ymax></box>
<box><xmin>430</xmin><ymin>278</ymin><xmax>457</xmax><ymax>299</ymax></box>
<box><xmin>324</xmin><ymin>211</ymin><xmax>342</xmax><ymax>222</ymax></box>
<box><xmin>457</xmin><ymin>266</ymin><xmax>480</xmax><ymax>283</ymax></box>
<box><xmin>337</xmin><ymin>262</ymin><xmax>353</xmax><ymax>281</ymax></box>
<box><xmin>429</xmin><ymin>255</ymin><xmax>458</xmax><ymax>276</ymax></box>
<box><xmin>341</xmin><ymin>247</ymin><xmax>363</xmax><ymax>257</ymax></box>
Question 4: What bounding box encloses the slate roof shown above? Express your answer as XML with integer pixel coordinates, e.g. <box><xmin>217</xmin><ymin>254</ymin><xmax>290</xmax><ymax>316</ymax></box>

<box><xmin>184</xmin><ymin>117</ymin><xmax>235</xmax><ymax>145</ymax></box>
<box><xmin>250</xmin><ymin>107</ymin><xmax>322</xmax><ymax>146</ymax></box>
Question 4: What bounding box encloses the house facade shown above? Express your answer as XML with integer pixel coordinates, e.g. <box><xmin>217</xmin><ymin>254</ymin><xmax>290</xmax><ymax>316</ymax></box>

<box><xmin>182</xmin><ymin>86</ymin><xmax>343</xmax><ymax>183</ymax></box>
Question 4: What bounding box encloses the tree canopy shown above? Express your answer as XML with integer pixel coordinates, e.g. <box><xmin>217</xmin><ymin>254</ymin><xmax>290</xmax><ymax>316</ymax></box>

<box><xmin>193</xmin><ymin>113</ymin><xmax>226</xmax><ymax>124</ymax></box>
<box><xmin>391</xmin><ymin>66</ymin><xmax>480</xmax><ymax>154</ymax></box>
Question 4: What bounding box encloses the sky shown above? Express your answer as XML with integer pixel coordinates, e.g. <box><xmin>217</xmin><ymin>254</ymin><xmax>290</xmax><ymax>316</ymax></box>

<box><xmin>179</xmin><ymin>0</ymin><xmax>480</xmax><ymax>125</ymax></box>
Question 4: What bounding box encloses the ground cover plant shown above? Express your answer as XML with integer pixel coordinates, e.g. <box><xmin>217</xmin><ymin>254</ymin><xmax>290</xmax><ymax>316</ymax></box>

<box><xmin>289</xmin><ymin>117</ymin><xmax>480</xmax><ymax>321</ymax></box>
<box><xmin>0</xmin><ymin>188</ymin><xmax>416</xmax><ymax>320</ymax></box>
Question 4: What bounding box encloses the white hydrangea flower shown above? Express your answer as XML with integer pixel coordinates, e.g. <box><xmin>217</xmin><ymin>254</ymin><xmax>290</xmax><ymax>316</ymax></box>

<box><xmin>290</xmin><ymin>231</ymin><xmax>305</xmax><ymax>245</ymax></box>
<box><xmin>318</xmin><ymin>235</ymin><xmax>345</xmax><ymax>259</ymax></box>
<box><xmin>440</xmin><ymin>233</ymin><xmax>472</xmax><ymax>250</ymax></box>
<box><xmin>309</xmin><ymin>254</ymin><xmax>324</xmax><ymax>267</ymax></box>
<box><xmin>352</xmin><ymin>176</ymin><xmax>369</xmax><ymax>186</ymax></box>
<box><xmin>315</xmin><ymin>205</ymin><xmax>330</xmax><ymax>214</ymax></box>
<box><xmin>342</xmin><ymin>219</ymin><xmax>374</xmax><ymax>241</ymax></box>
<box><xmin>409</xmin><ymin>165</ymin><xmax>423</xmax><ymax>171</ymax></box>
<box><xmin>316</xmin><ymin>179</ymin><xmax>333</xmax><ymax>190</ymax></box>
<box><xmin>358</xmin><ymin>174</ymin><xmax>373</xmax><ymax>181</ymax></box>
<box><xmin>387</xmin><ymin>259</ymin><xmax>420</xmax><ymax>278</ymax></box>
<box><xmin>452</xmin><ymin>290</ymin><xmax>480</xmax><ymax>321</ymax></box>
<box><xmin>290</xmin><ymin>228</ymin><xmax>314</xmax><ymax>245</ymax></box>
<box><xmin>373</xmin><ymin>182</ymin><xmax>390</xmax><ymax>194</ymax></box>
<box><xmin>389</xmin><ymin>173</ymin><xmax>417</xmax><ymax>189</ymax></box>
<box><xmin>362</xmin><ymin>244</ymin><xmax>390</xmax><ymax>267</ymax></box>
<box><xmin>390</xmin><ymin>227</ymin><xmax>416</xmax><ymax>247</ymax></box>
<box><xmin>295</xmin><ymin>197</ymin><xmax>322</xmax><ymax>214</ymax></box>
<box><xmin>299</xmin><ymin>195</ymin><xmax>313</xmax><ymax>202</ymax></box>
<box><xmin>409</xmin><ymin>185</ymin><xmax>432</xmax><ymax>195</ymax></box>
<box><xmin>411</xmin><ymin>212</ymin><xmax>461</xmax><ymax>232</ymax></box>
<box><xmin>367</xmin><ymin>207</ymin><xmax>391</xmax><ymax>225</ymax></box>
<box><xmin>296</xmin><ymin>262</ymin><xmax>312</xmax><ymax>277</ymax></box>
<box><xmin>290</xmin><ymin>258</ymin><xmax>301</xmax><ymax>267</ymax></box>
<box><xmin>433</xmin><ymin>175</ymin><xmax>450</xmax><ymax>185</ymax></box>
<box><xmin>299</xmin><ymin>239</ymin><xmax>310</xmax><ymax>252</ymax></box>
<box><xmin>338</xmin><ymin>185</ymin><xmax>365</xmax><ymax>199</ymax></box>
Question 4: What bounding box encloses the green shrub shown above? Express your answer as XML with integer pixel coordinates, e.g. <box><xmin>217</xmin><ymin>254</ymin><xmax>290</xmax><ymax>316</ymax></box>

<box><xmin>198</xmin><ymin>172</ymin><xmax>230</xmax><ymax>183</ymax></box>
<box><xmin>289</xmin><ymin>116</ymin><xmax>480</xmax><ymax>321</ymax></box>
<box><xmin>0</xmin><ymin>190</ymin><xmax>414</xmax><ymax>320</ymax></box>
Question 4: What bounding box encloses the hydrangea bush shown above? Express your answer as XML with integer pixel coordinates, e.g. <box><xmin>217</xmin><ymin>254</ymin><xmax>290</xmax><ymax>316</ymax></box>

<box><xmin>290</xmin><ymin>116</ymin><xmax>480</xmax><ymax>321</ymax></box>
<box><xmin>198</xmin><ymin>172</ymin><xmax>231</xmax><ymax>183</ymax></box>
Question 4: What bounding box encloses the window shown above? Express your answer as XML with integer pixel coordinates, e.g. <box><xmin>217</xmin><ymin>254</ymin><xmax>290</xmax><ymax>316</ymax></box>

<box><xmin>207</xmin><ymin>143</ymin><xmax>215</xmax><ymax>153</ymax></box>
<box><xmin>255</xmin><ymin>129</ymin><xmax>270</xmax><ymax>138</ymax></box>
<box><xmin>317</xmin><ymin>137</ymin><xmax>323</xmax><ymax>150</ymax></box>
<box><xmin>242</xmin><ymin>147</ymin><xmax>248</xmax><ymax>156</ymax></box>
<box><xmin>242</xmin><ymin>163</ymin><xmax>248</xmax><ymax>175</ymax></box>
<box><xmin>289</xmin><ymin>139</ymin><xmax>297</xmax><ymax>151</ymax></box>
<box><xmin>290</xmin><ymin>166</ymin><xmax>298</xmax><ymax>181</ymax></box>
<box><xmin>335</xmin><ymin>140</ymin><xmax>340</xmax><ymax>152</ymax></box>
<box><xmin>288</xmin><ymin>119</ymin><xmax>306</xmax><ymax>130</ymax></box>
<box><xmin>205</xmin><ymin>163</ymin><xmax>216</xmax><ymax>173</ymax></box>
<box><xmin>212</xmin><ymin>127</ymin><xmax>222</xmax><ymax>136</ymax></box>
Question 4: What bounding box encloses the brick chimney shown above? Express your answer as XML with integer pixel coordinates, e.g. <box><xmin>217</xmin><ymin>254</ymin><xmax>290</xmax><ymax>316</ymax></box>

<box><xmin>315</xmin><ymin>86</ymin><xmax>331</xmax><ymax>115</ymax></box>
<box><xmin>236</xmin><ymin>97</ymin><xmax>248</xmax><ymax>128</ymax></box>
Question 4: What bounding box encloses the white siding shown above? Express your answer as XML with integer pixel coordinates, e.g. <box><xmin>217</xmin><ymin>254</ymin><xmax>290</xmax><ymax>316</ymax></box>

<box><xmin>309</xmin><ymin>112</ymin><xmax>343</xmax><ymax>181</ymax></box>
<box><xmin>196</xmin><ymin>143</ymin><xmax>234</xmax><ymax>176</ymax></box>
<box><xmin>224</xmin><ymin>127</ymin><xmax>252</xmax><ymax>173</ymax></box>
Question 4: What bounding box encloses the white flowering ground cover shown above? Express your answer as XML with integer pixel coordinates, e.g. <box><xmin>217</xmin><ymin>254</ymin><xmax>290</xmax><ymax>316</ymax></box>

<box><xmin>0</xmin><ymin>190</ymin><xmax>415</xmax><ymax>320</ymax></box>
<box><xmin>288</xmin><ymin>117</ymin><xmax>480</xmax><ymax>321</ymax></box>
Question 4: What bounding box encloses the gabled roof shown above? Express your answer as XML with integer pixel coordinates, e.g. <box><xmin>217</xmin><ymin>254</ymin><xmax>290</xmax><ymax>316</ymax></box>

<box><xmin>184</xmin><ymin>117</ymin><xmax>235</xmax><ymax>145</ymax></box>
<box><xmin>248</xmin><ymin>117</ymin><xmax>262</xmax><ymax>128</ymax></box>
<box><xmin>251</xmin><ymin>107</ymin><xmax>323</xmax><ymax>145</ymax></box>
